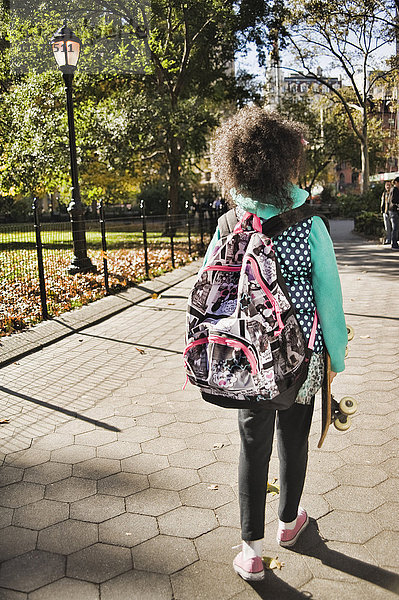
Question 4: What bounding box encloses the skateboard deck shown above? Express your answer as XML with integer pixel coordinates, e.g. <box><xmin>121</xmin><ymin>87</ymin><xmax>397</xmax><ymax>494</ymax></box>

<box><xmin>318</xmin><ymin>326</ymin><xmax>357</xmax><ymax>448</ymax></box>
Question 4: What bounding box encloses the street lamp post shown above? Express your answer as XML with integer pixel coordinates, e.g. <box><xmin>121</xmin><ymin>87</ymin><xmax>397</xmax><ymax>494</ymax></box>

<box><xmin>51</xmin><ymin>23</ymin><xmax>96</xmax><ymax>274</ymax></box>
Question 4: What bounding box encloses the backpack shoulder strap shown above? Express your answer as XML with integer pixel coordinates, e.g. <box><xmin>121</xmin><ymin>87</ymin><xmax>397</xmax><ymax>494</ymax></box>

<box><xmin>262</xmin><ymin>205</ymin><xmax>330</xmax><ymax>237</ymax></box>
<box><xmin>217</xmin><ymin>208</ymin><xmax>238</xmax><ymax>238</ymax></box>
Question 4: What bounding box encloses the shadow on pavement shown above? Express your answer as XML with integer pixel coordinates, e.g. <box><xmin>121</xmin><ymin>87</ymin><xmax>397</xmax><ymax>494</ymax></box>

<box><xmin>335</xmin><ymin>242</ymin><xmax>399</xmax><ymax>278</ymax></box>
<box><xmin>0</xmin><ymin>386</ymin><xmax>120</xmax><ymax>432</ymax></box>
<box><xmin>291</xmin><ymin>519</ymin><xmax>399</xmax><ymax>594</ymax></box>
<box><xmin>249</xmin><ymin>574</ymin><xmax>311</xmax><ymax>599</ymax></box>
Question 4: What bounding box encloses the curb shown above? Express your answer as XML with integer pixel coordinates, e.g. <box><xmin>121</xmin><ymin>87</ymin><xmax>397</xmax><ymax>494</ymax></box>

<box><xmin>0</xmin><ymin>259</ymin><xmax>202</xmax><ymax>368</ymax></box>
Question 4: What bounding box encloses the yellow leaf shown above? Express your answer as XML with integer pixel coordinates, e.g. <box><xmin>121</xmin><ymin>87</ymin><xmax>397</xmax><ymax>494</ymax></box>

<box><xmin>152</xmin><ymin>293</ymin><xmax>159</xmax><ymax>299</ymax></box>
<box><xmin>135</xmin><ymin>347</ymin><xmax>146</xmax><ymax>354</ymax></box>
<box><xmin>262</xmin><ymin>556</ymin><xmax>285</xmax><ymax>570</ymax></box>
<box><xmin>266</xmin><ymin>480</ymin><xmax>280</xmax><ymax>496</ymax></box>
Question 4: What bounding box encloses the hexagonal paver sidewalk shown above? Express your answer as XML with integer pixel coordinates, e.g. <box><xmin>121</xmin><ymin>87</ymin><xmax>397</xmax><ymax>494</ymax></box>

<box><xmin>1</xmin><ymin>222</ymin><xmax>399</xmax><ymax>599</ymax></box>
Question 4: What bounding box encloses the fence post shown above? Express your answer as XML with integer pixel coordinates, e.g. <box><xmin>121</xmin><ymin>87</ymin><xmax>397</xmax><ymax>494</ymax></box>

<box><xmin>185</xmin><ymin>200</ymin><xmax>192</xmax><ymax>255</ymax></box>
<box><xmin>32</xmin><ymin>198</ymin><xmax>49</xmax><ymax>320</ymax></box>
<box><xmin>98</xmin><ymin>199</ymin><xmax>110</xmax><ymax>294</ymax></box>
<box><xmin>167</xmin><ymin>200</ymin><xmax>175</xmax><ymax>269</ymax></box>
<box><xmin>140</xmin><ymin>199</ymin><xmax>150</xmax><ymax>279</ymax></box>
<box><xmin>199</xmin><ymin>204</ymin><xmax>205</xmax><ymax>251</ymax></box>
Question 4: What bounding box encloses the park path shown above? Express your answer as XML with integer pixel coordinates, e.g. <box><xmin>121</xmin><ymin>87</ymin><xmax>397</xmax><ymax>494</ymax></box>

<box><xmin>0</xmin><ymin>220</ymin><xmax>398</xmax><ymax>600</ymax></box>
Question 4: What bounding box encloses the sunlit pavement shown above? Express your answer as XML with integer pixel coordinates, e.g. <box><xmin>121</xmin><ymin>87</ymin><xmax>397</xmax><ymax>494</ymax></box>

<box><xmin>0</xmin><ymin>220</ymin><xmax>398</xmax><ymax>599</ymax></box>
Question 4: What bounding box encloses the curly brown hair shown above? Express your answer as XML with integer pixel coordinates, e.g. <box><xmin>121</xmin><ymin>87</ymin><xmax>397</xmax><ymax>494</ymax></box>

<box><xmin>212</xmin><ymin>106</ymin><xmax>307</xmax><ymax>210</ymax></box>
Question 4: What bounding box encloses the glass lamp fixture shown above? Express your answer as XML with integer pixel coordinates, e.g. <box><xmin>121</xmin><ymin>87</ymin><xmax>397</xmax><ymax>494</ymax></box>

<box><xmin>51</xmin><ymin>23</ymin><xmax>81</xmax><ymax>73</ymax></box>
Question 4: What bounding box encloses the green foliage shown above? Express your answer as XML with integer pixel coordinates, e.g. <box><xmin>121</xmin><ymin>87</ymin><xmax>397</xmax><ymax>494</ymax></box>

<box><xmin>336</xmin><ymin>184</ymin><xmax>383</xmax><ymax>218</ymax></box>
<box><xmin>354</xmin><ymin>211</ymin><xmax>384</xmax><ymax>238</ymax></box>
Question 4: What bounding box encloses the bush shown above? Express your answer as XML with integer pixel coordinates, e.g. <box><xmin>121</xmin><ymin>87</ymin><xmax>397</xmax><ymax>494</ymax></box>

<box><xmin>354</xmin><ymin>211</ymin><xmax>384</xmax><ymax>238</ymax></box>
<box><xmin>336</xmin><ymin>184</ymin><xmax>383</xmax><ymax>218</ymax></box>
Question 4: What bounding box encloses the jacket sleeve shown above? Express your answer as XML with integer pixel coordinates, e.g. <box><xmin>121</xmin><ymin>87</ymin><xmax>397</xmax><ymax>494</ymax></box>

<box><xmin>202</xmin><ymin>227</ymin><xmax>221</xmax><ymax>268</ymax></box>
<box><xmin>309</xmin><ymin>217</ymin><xmax>348</xmax><ymax>372</ymax></box>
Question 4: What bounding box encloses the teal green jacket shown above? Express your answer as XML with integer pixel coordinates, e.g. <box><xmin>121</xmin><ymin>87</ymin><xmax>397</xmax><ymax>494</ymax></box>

<box><xmin>203</xmin><ymin>186</ymin><xmax>347</xmax><ymax>373</ymax></box>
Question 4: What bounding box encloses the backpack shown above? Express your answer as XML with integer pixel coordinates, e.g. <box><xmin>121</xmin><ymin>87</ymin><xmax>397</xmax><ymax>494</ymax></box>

<box><xmin>184</xmin><ymin>205</ymin><xmax>329</xmax><ymax>410</ymax></box>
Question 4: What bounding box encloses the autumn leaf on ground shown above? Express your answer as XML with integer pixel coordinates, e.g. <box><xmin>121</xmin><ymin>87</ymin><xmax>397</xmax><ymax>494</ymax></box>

<box><xmin>208</xmin><ymin>484</ymin><xmax>218</xmax><ymax>490</ymax></box>
<box><xmin>266</xmin><ymin>479</ymin><xmax>280</xmax><ymax>496</ymax></box>
<box><xmin>262</xmin><ymin>556</ymin><xmax>285</xmax><ymax>570</ymax></box>
<box><xmin>0</xmin><ymin>419</ymin><xmax>10</xmax><ymax>424</ymax></box>
<box><xmin>135</xmin><ymin>347</ymin><xmax>146</xmax><ymax>354</ymax></box>
<box><xmin>212</xmin><ymin>442</ymin><xmax>224</xmax><ymax>449</ymax></box>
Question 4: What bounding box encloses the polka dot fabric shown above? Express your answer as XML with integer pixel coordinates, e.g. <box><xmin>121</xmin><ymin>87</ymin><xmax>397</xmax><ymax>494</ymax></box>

<box><xmin>273</xmin><ymin>217</ymin><xmax>324</xmax><ymax>354</ymax></box>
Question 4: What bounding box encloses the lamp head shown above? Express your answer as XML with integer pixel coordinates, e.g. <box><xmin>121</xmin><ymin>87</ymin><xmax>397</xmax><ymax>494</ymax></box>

<box><xmin>51</xmin><ymin>23</ymin><xmax>82</xmax><ymax>74</ymax></box>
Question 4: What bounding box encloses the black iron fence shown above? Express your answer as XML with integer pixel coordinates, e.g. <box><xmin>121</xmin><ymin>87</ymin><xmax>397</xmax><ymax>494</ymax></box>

<box><xmin>1</xmin><ymin>201</ymin><xmax>221</xmax><ymax>336</ymax></box>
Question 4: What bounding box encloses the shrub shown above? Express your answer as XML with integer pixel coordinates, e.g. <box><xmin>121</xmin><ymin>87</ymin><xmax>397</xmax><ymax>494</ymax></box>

<box><xmin>354</xmin><ymin>211</ymin><xmax>384</xmax><ymax>238</ymax></box>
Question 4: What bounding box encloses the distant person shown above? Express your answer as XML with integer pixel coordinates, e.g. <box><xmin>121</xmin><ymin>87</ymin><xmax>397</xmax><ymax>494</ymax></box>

<box><xmin>389</xmin><ymin>177</ymin><xmax>399</xmax><ymax>250</ymax></box>
<box><xmin>380</xmin><ymin>181</ymin><xmax>392</xmax><ymax>245</ymax></box>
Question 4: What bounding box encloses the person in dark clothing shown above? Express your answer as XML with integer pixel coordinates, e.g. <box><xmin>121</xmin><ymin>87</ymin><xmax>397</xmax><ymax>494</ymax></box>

<box><xmin>389</xmin><ymin>177</ymin><xmax>399</xmax><ymax>250</ymax></box>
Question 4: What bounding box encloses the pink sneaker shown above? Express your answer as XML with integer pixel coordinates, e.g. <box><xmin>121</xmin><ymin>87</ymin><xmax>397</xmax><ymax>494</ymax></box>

<box><xmin>277</xmin><ymin>508</ymin><xmax>309</xmax><ymax>547</ymax></box>
<box><xmin>233</xmin><ymin>551</ymin><xmax>265</xmax><ymax>581</ymax></box>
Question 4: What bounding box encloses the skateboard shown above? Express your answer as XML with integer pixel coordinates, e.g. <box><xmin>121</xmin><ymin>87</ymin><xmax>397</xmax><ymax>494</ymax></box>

<box><xmin>318</xmin><ymin>325</ymin><xmax>357</xmax><ymax>448</ymax></box>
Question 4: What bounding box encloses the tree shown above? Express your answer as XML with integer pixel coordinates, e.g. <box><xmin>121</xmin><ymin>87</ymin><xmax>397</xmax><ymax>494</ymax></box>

<box><xmin>282</xmin><ymin>0</ymin><xmax>396</xmax><ymax>192</ymax></box>
<box><xmin>4</xmin><ymin>0</ymin><xmax>276</xmax><ymax>217</ymax></box>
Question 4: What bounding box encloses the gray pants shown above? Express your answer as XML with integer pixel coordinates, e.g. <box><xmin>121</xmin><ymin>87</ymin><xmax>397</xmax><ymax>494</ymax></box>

<box><xmin>238</xmin><ymin>400</ymin><xmax>314</xmax><ymax>541</ymax></box>
<box><xmin>383</xmin><ymin>213</ymin><xmax>392</xmax><ymax>243</ymax></box>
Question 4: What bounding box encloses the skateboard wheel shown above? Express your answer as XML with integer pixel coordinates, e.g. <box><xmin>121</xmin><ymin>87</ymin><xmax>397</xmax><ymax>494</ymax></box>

<box><xmin>339</xmin><ymin>396</ymin><xmax>358</xmax><ymax>416</ymax></box>
<box><xmin>345</xmin><ymin>347</ymin><xmax>349</xmax><ymax>359</ymax></box>
<box><xmin>334</xmin><ymin>414</ymin><xmax>351</xmax><ymax>431</ymax></box>
<box><xmin>347</xmin><ymin>325</ymin><xmax>354</xmax><ymax>341</ymax></box>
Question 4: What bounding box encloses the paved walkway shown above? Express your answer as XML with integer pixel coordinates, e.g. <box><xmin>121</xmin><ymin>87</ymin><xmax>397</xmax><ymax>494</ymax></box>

<box><xmin>0</xmin><ymin>220</ymin><xmax>398</xmax><ymax>600</ymax></box>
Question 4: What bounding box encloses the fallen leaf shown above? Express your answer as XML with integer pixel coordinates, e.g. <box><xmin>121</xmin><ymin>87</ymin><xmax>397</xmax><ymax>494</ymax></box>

<box><xmin>360</xmin><ymin>335</ymin><xmax>370</xmax><ymax>339</ymax></box>
<box><xmin>208</xmin><ymin>484</ymin><xmax>218</xmax><ymax>490</ymax></box>
<box><xmin>0</xmin><ymin>419</ymin><xmax>10</xmax><ymax>424</ymax></box>
<box><xmin>262</xmin><ymin>556</ymin><xmax>285</xmax><ymax>570</ymax></box>
<box><xmin>151</xmin><ymin>293</ymin><xmax>159</xmax><ymax>299</ymax></box>
<box><xmin>266</xmin><ymin>480</ymin><xmax>280</xmax><ymax>496</ymax></box>
<box><xmin>212</xmin><ymin>442</ymin><xmax>224</xmax><ymax>449</ymax></box>
<box><xmin>135</xmin><ymin>347</ymin><xmax>146</xmax><ymax>354</ymax></box>
<box><xmin>168</xmin><ymin>302</ymin><xmax>175</xmax><ymax>305</ymax></box>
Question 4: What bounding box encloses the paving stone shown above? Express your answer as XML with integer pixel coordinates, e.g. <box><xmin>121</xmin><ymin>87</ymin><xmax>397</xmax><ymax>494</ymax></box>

<box><xmin>23</xmin><ymin>462</ymin><xmax>72</xmax><ymax>485</ymax></box>
<box><xmin>303</xmin><ymin>471</ymin><xmax>339</xmax><ymax>495</ymax></box>
<box><xmin>0</xmin><ymin>526</ymin><xmax>37</xmax><ymax>562</ymax></box>
<box><xmin>141</xmin><ymin>436</ymin><xmax>186</xmax><ymax>455</ymax></box>
<box><xmin>114</xmin><ymin>404</ymin><xmax>152</xmax><ymax>418</ymax></box>
<box><xmin>67</xmin><ymin>543</ymin><xmax>131</xmax><ymax>583</ymax></box>
<box><xmin>195</xmin><ymin>526</ymin><xmax>242</xmax><ymax>564</ymax></box>
<box><xmin>171</xmin><ymin>560</ymin><xmax>245</xmax><ymax>600</ymax></box>
<box><xmin>371</xmin><ymin>502</ymin><xmax>399</xmax><ymax>531</ymax></box>
<box><xmin>99</xmin><ymin>512</ymin><xmax>158</xmax><ymax>547</ymax></box>
<box><xmin>344</xmin><ymin>429</ymin><xmax>392</xmax><ymax>447</ymax></box>
<box><xmin>32</xmin><ymin>433</ymin><xmax>74</xmax><ymax>451</ymax></box>
<box><xmin>198</xmin><ymin>461</ymin><xmax>238</xmax><ymax>485</ymax></box>
<box><xmin>51</xmin><ymin>445</ymin><xmax>96</xmax><ymax>464</ymax></box>
<box><xmin>300</xmin><ymin>493</ymin><xmax>331</xmax><ymax>520</ymax></box>
<box><xmin>365</xmin><ymin>531</ymin><xmax>399</xmax><ymax>569</ymax></box>
<box><xmin>324</xmin><ymin>485</ymin><xmax>386</xmax><ymax>513</ymax></box>
<box><xmin>37</xmin><ymin>519</ymin><xmax>98</xmax><ymax>554</ymax></box>
<box><xmin>5</xmin><ymin>449</ymin><xmax>50</xmax><ymax>469</ymax></box>
<box><xmin>70</xmin><ymin>494</ymin><xmax>125</xmax><ymax>523</ymax></box>
<box><xmin>332</xmin><ymin>464</ymin><xmax>388</xmax><ymax>488</ymax></box>
<box><xmin>117</xmin><ymin>426</ymin><xmax>159</xmax><ymax>444</ymax></box>
<box><xmin>180</xmin><ymin>482</ymin><xmax>236</xmax><ymax>509</ymax></box>
<box><xmin>339</xmin><ymin>442</ymin><xmax>398</xmax><ymax>466</ymax></box>
<box><xmin>317</xmin><ymin>510</ymin><xmax>383</xmax><ymax>543</ymax></box>
<box><xmin>300</xmin><ymin>578</ymin><xmax>366</xmax><ymax>599</ymax></box>
<box><xmin>0</xmin><ymin>466</ymin><xmax>23</xmax><ymax>487</ymax></box>
<box><xmin>126</xmin><ymin>487</ymin><xmax>181</xmax><ymax>516</ymax></box>
<box><xmin>200</xmin><ymin>418</ymin><xmax>238</xmax><ymax>435</ymax></box>
<box><xmin>149</xmin><ymin>466</ymin><xmax>200</xmax><ymax>491</ymax></box>
<box><xmin>0</xmin><ymin>550</ymin><xmax>65</xmax><ymax>593</ymax></box>
<box><xmin>168</xmin><ymin>448</ymin><xmax>216</xmax><ymax>470</ymax></box>
<box><xmin>29</xmin><ymin>578</ymin><xmax>100</xmax><ymax>600</ymax></box>
<box><xmin>135</xmin><ymin>412</ymin><xmax>176</xmax><ymax>428</ymax></box>
<box><xmin>176</xmin><ymin>409</ymin><xmax>213</xmax><ymax>424</ymax></box>
<box><xmin>308</xmin><ymin>451</ymin><xmax>345</xmax><ymax>472</ymax></box>
<box><xmin>380</xmin><ymin>457</ymin><xmax>399</xmax><ymax>478</ymax></box>
<box><xmin>186</xmin><ymin>432</ymin><xmax>231</xmax><ymax>450</ymax></box>
<box><xmin>158</xmin><ymin>506</ymin><xmax>217</xmax><ymax>538</ymax></box>
<box><xmin>0</xmin><ymin>589</ymin><xmax>27</xmax><ymax>600</ymax></box>
<box><xmin>160</xmin><ymin>421</ymin><xmax>203</xmax><ymax>439</ymax></box>
<box><xmin>13</xmin><ymin>498</ymin><xmax>69</xmax><ymax>530</ymax></box>
<box><xmin>72</xmin><ymin>457</ymin><xmax>121</xmax><ymax>479</ymax></box>
<box><xmin>97</xmin><ymin>472</ymin><xmax>148</xmax><ymax>496</ymax></box>
<box><xmin>45</xmin><ymin>476</ymin><xmax>96</xmax><ymax>502</ymax></box>
<box><xmin>121</xmin><ymin>453</ymin><xmax>169</xmax><ymax>475</ymax></box>
<box><xmin>55</xmin><ymin>420</ymin><xmax>96</xmax><ymax>435</ymax></box>
<box><xmin>100</xmin><ymin>570</ymin><xmax>173</xmax><ymax>600</ymax></box>
<box><xmin>0</xmin><ymin>507</ymin><xmax>13</xmax><ymax>529</ymax></box>
<box><xmin>213</xmin><ymin>444</ymin><xmax>239</xmax><ymax>463</ymax></box>
<box><xmin>0</xmin><ymin>481</ymin><xmax>44</xmax><ymax>508</ymax></box>
<box><xmin>215</xmin><ymin>500</ymin><xmax>241</xmax><ymax>528</ymax></box>
<box><xmin>133</xmin><ymin>535</ymin><xmax>198</xmax><ymax>574</ymax></box>
<box><xmin>75</xmin><ymin>430</ymin><xmax>118</xmax><ymax>447</ymax></box>
<box><xmin>97</xmin><ymin>441</ymin><xmax>141</xmax><ymax>460</ymax></box>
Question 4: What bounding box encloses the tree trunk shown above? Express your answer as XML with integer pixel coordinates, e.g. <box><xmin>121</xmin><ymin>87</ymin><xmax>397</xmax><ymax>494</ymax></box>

<box><xmin>360</xmin><ymin>113</ymin><xmax>369</xmax><ymax>193</ymax></box>
<box><xmin>168</xmin><ymin>136</ymin><xmax>181</xmax><ymax>218</ymax></box>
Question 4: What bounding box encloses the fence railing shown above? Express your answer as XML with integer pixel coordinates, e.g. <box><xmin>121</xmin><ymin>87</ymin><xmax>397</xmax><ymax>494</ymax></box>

<box><xmin>1</xmin><ymin>201</ymin><xmax>221</xmax><ymax>336</ymax></box>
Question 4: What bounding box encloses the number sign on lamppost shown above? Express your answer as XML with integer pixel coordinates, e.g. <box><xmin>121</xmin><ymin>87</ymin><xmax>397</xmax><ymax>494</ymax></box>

<box><xmin>51</xmin><ymin>23</ymin><xmax>96</xmax><ymax>274</ymax></box>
